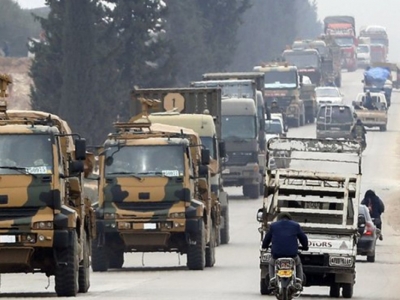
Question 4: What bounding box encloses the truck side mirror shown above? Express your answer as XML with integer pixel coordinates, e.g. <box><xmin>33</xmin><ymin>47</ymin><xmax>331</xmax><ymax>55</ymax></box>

<box><xmin>218</xmin><ymin>141</ymin><xmax>226</xmax><ymax>158</ymax></box>
<box><xmin>69</xmin><ymin>160</ymin><xmax>84</xmax><ymax>174</ymax></box>
<box><xmin>75</xmin><ymin>138</ymin><xmax>87</xmax><ymax>160</ymax></box>
<box><xmin>201</xmin><ymin>148</ymin><xmax>210</xmax><ymax>165</ymax></box>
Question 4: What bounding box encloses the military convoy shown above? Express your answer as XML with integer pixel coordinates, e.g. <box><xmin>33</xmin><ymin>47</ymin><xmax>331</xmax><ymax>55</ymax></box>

<box><xmin>0</xmin><ymin>74</ymin><xmax>94</xmax><ymax>296</ymax></box>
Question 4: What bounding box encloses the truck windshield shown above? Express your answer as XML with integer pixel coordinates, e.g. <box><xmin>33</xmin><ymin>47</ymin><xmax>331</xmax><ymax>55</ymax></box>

<box><xmin>357</xmin><ymin>45</ymin><xmax>369</xmax><ymax>53</ymax></box>
<box><xmin>221</xmin><ymin>83</ymin><xmax>254</xmax><ymax>99</ymax></box>
<box><xmin>283</xmin><ymin>52</ymin><xmax>319</xmax><ymax>68</ymax></box>
<box><xmin>0</xmin><ymin>134</ymin><xmax>53</xmax><ymax>175</ymax></box>
<box><xmin>316</xmin><ymin>88</ymin><xmax>340</xmax><ymax>98</ymax></box>
<box><xmin>334</xmin><ymin>37</ymin><xmax>354</xmax><ymax>47</ymax></box>
<box><xmin>264</xmin><ymin>71</ymin><xmax>297</xmax><ymax>89</ymax></box>
<box><xmin>105</xmin><ymin>145</ymin><xmax>184</xmax><ymax>177</ymax></box>
<box><xmin>222</xmin><ymin>116</ymin><xmax>256</xmax><ymax>139</ymax></box>
<box><xmin>265</xmin><ymin>121</ymin><xmax>282</xmax><ymax>134</ymax></box>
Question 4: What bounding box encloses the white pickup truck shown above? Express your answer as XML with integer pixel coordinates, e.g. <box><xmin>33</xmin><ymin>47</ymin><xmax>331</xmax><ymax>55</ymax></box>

<box><xmin>258</xmin><ymin>137</ymin><xmax>361</xmax><ymax>298</ymax></box>
<box><xmin>353</xmin><ymin>92</ymin><xmax>388</xmax><ymax>131</ymax></box>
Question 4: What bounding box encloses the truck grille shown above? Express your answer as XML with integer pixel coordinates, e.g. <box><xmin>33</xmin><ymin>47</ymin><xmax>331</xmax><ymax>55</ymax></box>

<box><xmin>0</xmin><ymin>208</ymin><xmax>39</xmax><ymax>221</ymax></box>
<box><xmin>114</xmin><ymin>202</ymin><xmax>174</xmax><ymax>212</ymax></box>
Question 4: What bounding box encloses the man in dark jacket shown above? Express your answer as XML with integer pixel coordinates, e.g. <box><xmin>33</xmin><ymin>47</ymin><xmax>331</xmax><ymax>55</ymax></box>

<box><xmin>262</xmin><ymin>212</ymin><xmax>309</xmax><ymax>289</ymax></box>
<box><xmin>361</xmin><ymin>190</ymin><xmax>385</xmax><ymax>240</ymax></box>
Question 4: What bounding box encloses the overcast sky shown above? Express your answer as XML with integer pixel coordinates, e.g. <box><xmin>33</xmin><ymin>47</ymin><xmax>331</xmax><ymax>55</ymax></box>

<box><xmin>13</xmin><ymin>0</ymin><xmax>400</xmax><ymax>60</ymax></box>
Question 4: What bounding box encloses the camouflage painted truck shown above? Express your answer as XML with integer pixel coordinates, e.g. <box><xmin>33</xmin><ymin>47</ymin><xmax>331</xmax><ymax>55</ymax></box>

<box><xmin>92</xmin><ymin>98</ymin><xmax>215</xmax><ymax>271</ymax></box>
<box><xmin>254</xmin><ymin>63</ymin><xmax>305</xmax><ymax>127</ymax></box>
<box><xmin>131</xmin><ymin>87</ymin><xmax>229</xmax><ymax>245</ymax></box>
<box><xmin>258</xmin><ymin>138</ymin><xmax>361</xmax><ymax>298</ymax></box>
<box><xmin>0</xmin><ymin>74</ymin><xmax>94</xmax><ymax>296</ymax></box>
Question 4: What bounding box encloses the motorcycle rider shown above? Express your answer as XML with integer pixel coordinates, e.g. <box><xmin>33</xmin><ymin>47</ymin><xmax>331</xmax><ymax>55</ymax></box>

<box><xmin>262</xmin><ymin>212</ymin><xmax>309</xmax><ymax>290</ymax></box>
<box><xmin>361</xmin><ymin>190</ymin><xmax>385</xmax><ymax>240</ymax></box>
<box><xmin>351</xmin><ymin>118</ymin><xmax>367</xmax><ymax>149</ymax></box>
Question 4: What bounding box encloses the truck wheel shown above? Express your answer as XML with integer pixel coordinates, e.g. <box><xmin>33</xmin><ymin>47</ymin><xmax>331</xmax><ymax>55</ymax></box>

<box><xmin>220</xmin><ymin>206</ymin><xmax>230</xmax><ymax>245</ymax></box>
<box><xmin>367</xmin><ymin>253</ymin><xmax>375</xmax><ymax>262</ymax></box>
<box><xmin>248</xmin><ymin>184</ymin><xmax>260</xmax><ymax>199</ymax></box>
<box><xmin>329</xmin><ymin>283</ymin><xmax>340</xmax><ymax>297</ymax></box>
<box><xmin>380</xmin><ymin>125</ymin><xmax>387</xmax><ymax>131</ymax></box>
<box><xmin>109</xmin><ymin>249</ymin><xmax>124</xmax><ymax>269</ymax></box>
<box><xmin>91</xmin><ymin>237</ymin><xmax>109</xmax><ymax>272</ymax></box>
<box><xmin>187</xmin><ymin>219</ymin><xmax>206</xmax><ymax>270</ymax></box>
<box><xmin>55</xmin><ymin>231</ymin><xmax>79</xmax><ymax>297</ymax></box>
<box><xmin>342</xmin><ymin>283</ymin><xmax>354</xmax><ymax>298</ymax></box>
<box><xmin>205</xmin><ymin>222</ymin><xmax>216</xmax><ymax>267</ymax></box>
<box><xmin>78</xmin><ymin>231</ymin><xmax>90</xmax><ymax>293</ymax></box>
<box><xmin>242</xmin><ymin>185</ymin><xmax>249</xmax><ymax>197</ymax></box>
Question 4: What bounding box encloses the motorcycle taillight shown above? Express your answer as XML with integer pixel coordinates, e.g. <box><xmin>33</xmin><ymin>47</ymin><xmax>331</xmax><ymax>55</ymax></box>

<box><xmin>276</xmin><ymin>258</ymin><xmax>295</xmax><ymax>270</ymax></box>
<box><xmin>364</xmin><ymin>221</ymin><xmax>375</xmax><ymax>236</ymax></box>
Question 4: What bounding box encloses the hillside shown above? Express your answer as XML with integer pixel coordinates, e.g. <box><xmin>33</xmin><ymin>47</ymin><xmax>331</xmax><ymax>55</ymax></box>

<box><xmin>0</xmin><ymin>57</ymin><xmax>32</xmax><ymax>110</ymax></box>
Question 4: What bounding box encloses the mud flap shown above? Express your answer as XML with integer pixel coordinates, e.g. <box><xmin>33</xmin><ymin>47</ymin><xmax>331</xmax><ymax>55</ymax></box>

<box><xmin>335</xmin><ymin>272</ymin><xmax>354</xmax><ymax>284</ymax></box>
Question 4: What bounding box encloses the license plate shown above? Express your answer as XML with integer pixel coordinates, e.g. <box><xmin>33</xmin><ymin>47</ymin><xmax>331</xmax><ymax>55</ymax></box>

<box><xmin>0</xmin><ymin>235</ymin><xmax>16</xmax><ymax>243</ymax></box>
<box><xmin>277</xmin><ymin>270</ymin><xmax>293</xmax><ymax>277</ymax></box>
<box><xmin>222</xmin><ymin>169</ymin><xmax>230</xmax><ymax>174</ymax></box>
<box><xmin>330</xmin><ymin>127</ymin><xmax>340</xmax><ymax>130</ymax></box>
<box><xmin>143</xmin><ymin>223</ymin><xmax>157</xmax><ymax>230</ymax></box>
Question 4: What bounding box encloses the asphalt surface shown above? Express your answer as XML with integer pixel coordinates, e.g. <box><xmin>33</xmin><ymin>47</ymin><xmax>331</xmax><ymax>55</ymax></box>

<box><xmin>1</xmin><ymin>70</ymin><xmax>400</xmax><ymax>299</ymax></box>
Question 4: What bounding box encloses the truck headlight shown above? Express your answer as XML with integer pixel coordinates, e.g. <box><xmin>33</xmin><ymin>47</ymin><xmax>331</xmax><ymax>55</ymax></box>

<box><xmin>32</xmin><ymin>221</ymin><xmax>53</xmax><ymax>229</ymax></box>
<box><xmin>104</xmin><ymin>213</ymin><xmax>116</xmax><ymax>220</ymax></box>
<box><xmin>169</xmin><ymin>212</ymin><xmax>185</xmax><ymax>218</ymax></box>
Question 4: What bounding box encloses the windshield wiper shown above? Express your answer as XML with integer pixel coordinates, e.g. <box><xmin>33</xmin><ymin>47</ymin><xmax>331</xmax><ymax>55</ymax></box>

<box><xmin>137</xmin><ymin>171</ymin><xmax>175</xmax><ymax>178</ymax></box>
<box><xmin>106</xmin><ymin>171</ymin><xmax>143</xmax><ymax>180</ymax></box>
<box><xmin>0</xmin><ymin>166</ymin><xmax>38</xmax><ymax>178</ymax></box>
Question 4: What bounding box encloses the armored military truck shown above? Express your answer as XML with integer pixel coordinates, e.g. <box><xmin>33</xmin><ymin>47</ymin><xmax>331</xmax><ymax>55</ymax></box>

<box><xmin>255</xmin><ymin>63</ymin><xmax>305</xmax><ymax>127</ymax></box>
<box><xmin>131</xmin><ymin>87</ymin><xmax>229</xmax><ymax>244</ymax></box>
<box><xmin>0</xmin><ymin>74</ymin><xmax>94</xmax><ymax>296</ymax></box>
<box><xmin>92</xmin><ymin>98</ymin><xmax>214</xmax><ymax>271</ymax></box>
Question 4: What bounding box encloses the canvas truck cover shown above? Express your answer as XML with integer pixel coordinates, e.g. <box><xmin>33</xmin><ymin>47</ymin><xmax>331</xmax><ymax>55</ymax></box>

<box><xmin>265</xmin><ymin>137</ymin><xmax>361</xmax><ymax>234</ymax></box>
<box><xmin>324</xmin><ymin>16</ymin><xmax>355</xmax><ymax>31</ymax></box>
<box><xmin>202</xmin><ymin>72</ymin><xmax>265</xmax><ymax>91</ymax></box>
<box><xmin>364</xmin><ymin>67</ymin><xmax>390</xmax><ymax>83</ymax></box>
<box><xmin>131</xmin><ymin>87</ymin><xmax>222</xmax><ymax>138</ymax></box>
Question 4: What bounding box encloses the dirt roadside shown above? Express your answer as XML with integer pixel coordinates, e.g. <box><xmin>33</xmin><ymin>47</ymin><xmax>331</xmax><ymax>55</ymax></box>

<box><xmin>0</xmin><ymin>56</ymin><xmax>32</xmax><ymax>110</ymax></box>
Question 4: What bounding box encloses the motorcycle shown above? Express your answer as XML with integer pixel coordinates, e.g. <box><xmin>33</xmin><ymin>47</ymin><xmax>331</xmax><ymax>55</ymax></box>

<box><xmin>270</xmin><ymin>254</ymin><xmax>304</xmax><ymax>300</ymax></box>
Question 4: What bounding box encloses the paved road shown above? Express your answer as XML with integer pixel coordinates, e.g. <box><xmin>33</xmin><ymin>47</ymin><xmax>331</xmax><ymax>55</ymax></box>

<box><xmin>1</xmin><ymin>70</ymin><xmax>400</xmax><ymax>299</ymax></box>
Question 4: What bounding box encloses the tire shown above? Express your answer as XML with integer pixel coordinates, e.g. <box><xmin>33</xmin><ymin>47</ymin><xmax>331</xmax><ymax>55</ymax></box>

<box><xmin>260</xmin><ymin>279</ymin><xmax>272</xmax><ymax>295</ymax></box>
<box><xmin>380</xmin><ymin>125</ymin><xmax>387</xmax><ymax>132</ymax></box>
<box><xmin>91</xmin><ymin>237</ymin><xmax>109</xmax><ymax>272</ymax></box>
<box><xmin>205</xmin><ymin>222</ymin><xmax>216</xmax><ymax>267</ymax></box>
<box><xmin>281</xmin><ymin>287</ymin><xmax>289</xmax><ymax>300</ymax></box>
<box><xmin>367</xmin><ymin>253</ymin><xmax>375</xmax><ymax>262</ymax></box>
<box><xmin>109</xmin><ymin>249</ymin><xmax>124</xmax><ymax>269</ymax></box>
<box><xmin>187</xmin><ymin>219</ymin><xmax>206</xmax><ymax>270</ymax></box>
<box><xmin>330</xmin><ymin>283</ymin><xmax>340</xmax><ymax>298</ymax></box>
<box><xmin>242</xmin><ymin>185</ymin><xmax>249</xmax><ymax>197</ymax></box>
<box><xmin>248</xmin><ymin>184</ymin><xmax>260</xmax><ymax>199</ymax></box>
<box><xmin>78</xmin><ymin>231</ymin><xmax>90</xmax><ymax>293</ymax></box>
<box><xmin>342</xmin><ymin>283</ymin><xmax>354</xmax><ymax>298</ymax></box>
<box><xmin>220</xmin><ymin>206</ymin><xmax>230</xmax><ymax>245</ymax></box>
<box><xmin>55</xmin><ymin>231</ymin><xmax>79</xmax><ymax>297</ymax></box>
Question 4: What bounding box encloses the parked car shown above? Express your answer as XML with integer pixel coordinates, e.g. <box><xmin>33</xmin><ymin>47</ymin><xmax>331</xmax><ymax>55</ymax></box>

<box><xmin>315</xmin><ymin>86</ymin><xmax>344</xmax><ymax>108</ymax></box>
<box><xmin>357</xmin><ymin>204</ymin><xmax>377</xmax><ymax>262</ymax></box>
